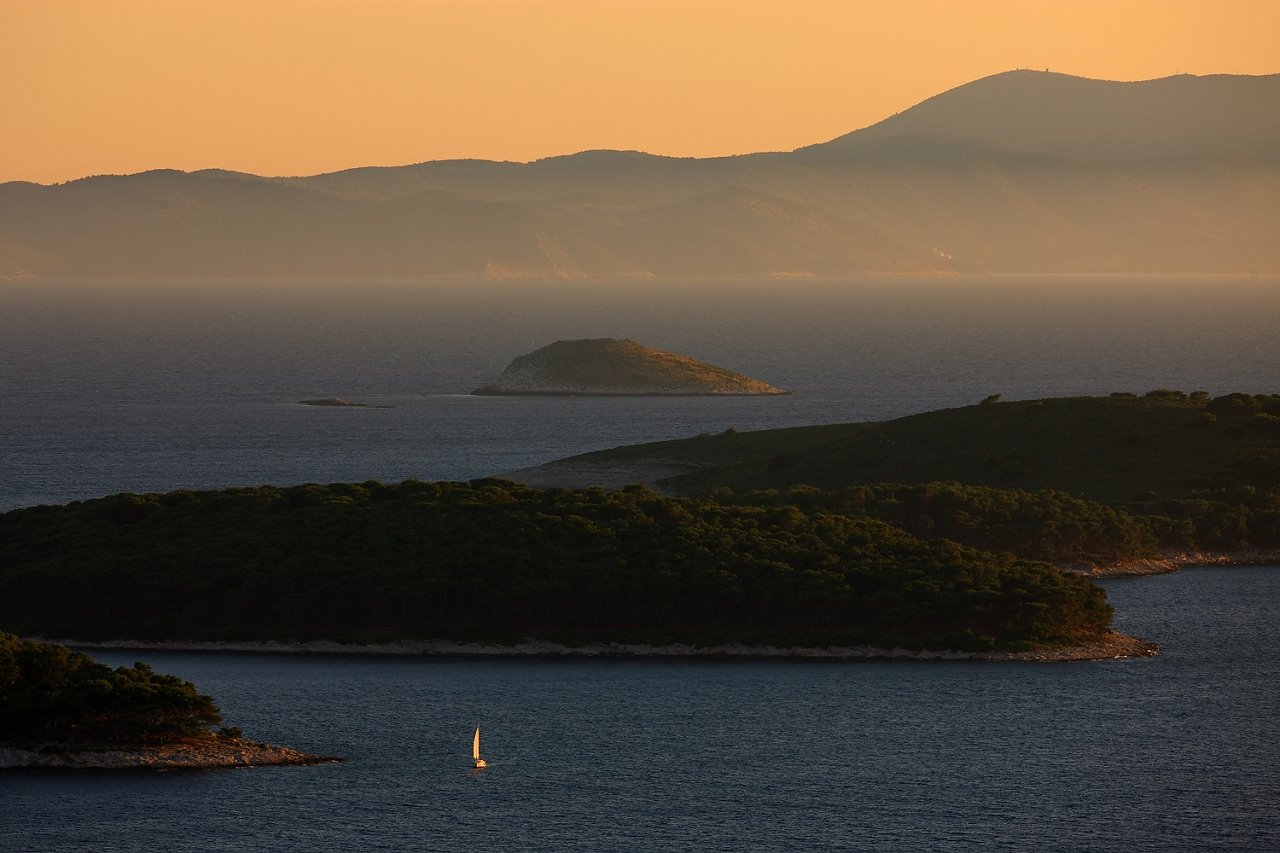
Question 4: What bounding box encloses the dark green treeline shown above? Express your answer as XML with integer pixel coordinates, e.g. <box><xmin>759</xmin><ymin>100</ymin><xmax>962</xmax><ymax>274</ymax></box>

<box><xmin>0</xmin><ymin>480</ymin><xmax>1111</xmax><ymax>652</ymax></box>
<box><xmin>0</xmin><ymin>632</ymin><xmax>221</xmax><ymax>744</ymax></box>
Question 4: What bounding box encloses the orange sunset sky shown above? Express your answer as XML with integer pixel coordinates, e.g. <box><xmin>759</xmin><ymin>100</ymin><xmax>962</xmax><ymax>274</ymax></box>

<box><xmin>2</xmin><ymin>0</ymin><xmax>1277</xmax><ymax>185</ymax></box>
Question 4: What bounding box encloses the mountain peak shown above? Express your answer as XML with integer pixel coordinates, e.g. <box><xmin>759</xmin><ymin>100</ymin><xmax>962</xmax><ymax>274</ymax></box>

<box><xmin>805</xmin><ymin>70</ymin><xmax>1280</xmax><ymax>161</ymax></box>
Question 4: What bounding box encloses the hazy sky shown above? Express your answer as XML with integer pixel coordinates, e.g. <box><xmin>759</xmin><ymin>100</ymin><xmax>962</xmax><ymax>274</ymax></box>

<box><xmin>3</xmin><ymin>0</ymin><xmax>1276</xmax><ymax>184</ymax></box>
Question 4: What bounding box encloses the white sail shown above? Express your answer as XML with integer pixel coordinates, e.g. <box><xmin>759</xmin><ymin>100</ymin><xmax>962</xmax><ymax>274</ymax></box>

<box><xmin>472</xmin><ymin>726</ymin><xmax>481</xmax><ymax>761</ymax></box>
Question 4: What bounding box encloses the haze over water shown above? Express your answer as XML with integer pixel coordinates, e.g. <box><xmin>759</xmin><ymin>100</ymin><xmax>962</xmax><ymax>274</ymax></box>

<box><xmin>2</xmin><ymin>275</ymin><xmax>1277</xmax><ymax>511</ymax></box>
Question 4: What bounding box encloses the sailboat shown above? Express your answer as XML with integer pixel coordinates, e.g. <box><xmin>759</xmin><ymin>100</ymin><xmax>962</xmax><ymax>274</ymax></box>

<box><xmin>472</xmin><ymin>725</ymin><xmax>487</xmax><ymax>769</ymax></box>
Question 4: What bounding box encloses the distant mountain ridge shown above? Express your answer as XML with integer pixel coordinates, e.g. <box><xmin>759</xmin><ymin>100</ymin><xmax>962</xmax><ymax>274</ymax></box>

<box><xmin>2</xmin><ymin>70</ymin><xmax>1277</xmax><ymax>278</ymax></box>
<box><xmin>805</xmin><ymin>70</ymin><xmax>1280</xmax><ymax>160</ymax></box>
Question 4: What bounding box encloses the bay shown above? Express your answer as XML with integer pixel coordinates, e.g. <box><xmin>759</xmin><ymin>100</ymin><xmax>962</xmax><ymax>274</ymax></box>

<box><xmin>2</xmin><ymin>566</ymin><xmax>1278</xmax><ymax>852</ymax></box>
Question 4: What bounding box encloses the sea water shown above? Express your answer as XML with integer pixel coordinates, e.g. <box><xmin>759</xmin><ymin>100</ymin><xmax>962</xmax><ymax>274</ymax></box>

<box><xmin>1</xmin><ymin>275</ymin><xmax>1278</xmax><ymax>850</ymax></box>
<box><xmin>1</xmin><ymin>566</ymin><xmax>1277</xmax><ymax>852</ymax></box>
<box><xmin>1</xmin><ymin>275</ymin><xmax>1277</xmax><ymax>510</ymax></box>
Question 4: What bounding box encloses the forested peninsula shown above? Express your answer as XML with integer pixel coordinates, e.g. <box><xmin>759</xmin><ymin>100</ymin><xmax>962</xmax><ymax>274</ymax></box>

<box><xmin>6</xmin><ymin>392</ymin><xmax>1273</xmax><ymax>658</ymax></box>
<box><xmin>0</xmin><ymin>632</ymin><xmax>336</xmax><ymax>769</ymax></box>
<box><xmin>1</xmin><ymin>480</ymin><xmax>1114</xmax><ymax>654</ymax></box>
<box><xmin>511</xmin><ymin>391</ymin><xmax>1280</xmax><ymax>573</ymax></box>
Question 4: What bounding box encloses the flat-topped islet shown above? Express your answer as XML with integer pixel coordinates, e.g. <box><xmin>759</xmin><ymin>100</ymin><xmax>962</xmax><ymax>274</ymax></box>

<box><xmin>472</xmin><ymin>338</ymin><xmax>790</xmax><ymax>396</ymax></box>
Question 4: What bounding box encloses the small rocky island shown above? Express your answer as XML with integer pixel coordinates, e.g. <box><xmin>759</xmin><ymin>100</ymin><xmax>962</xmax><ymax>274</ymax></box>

<box><xmin>296</xmin><ymin>397</ymin><xmax>395</xmax><ymax>409</ymax></box>
<box><xmin>472</xmin><ymin>338</ymin><xmax>790</xmax><ymax>396</ymax></box>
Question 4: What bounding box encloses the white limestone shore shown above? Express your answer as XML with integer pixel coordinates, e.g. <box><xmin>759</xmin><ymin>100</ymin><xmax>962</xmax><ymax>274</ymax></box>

<box><xmin>57</xmin><ymin>630</ymin><xmax>1155</xmax><ymax>662</ymax></box>
<box><xmin>1060</xmin><ymin>548</ymin><xmax>1280</xmax><ymax>577</ymax></box>
<box><xmin>0</xmin><ymin>736</ymin><xmax>340</xmax><ymax>770</ymax></box>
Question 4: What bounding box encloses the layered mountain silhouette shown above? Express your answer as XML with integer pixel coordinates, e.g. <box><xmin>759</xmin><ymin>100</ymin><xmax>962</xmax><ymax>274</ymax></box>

<box><xmin>3</xmin><ymin>70</ymin><xmax>1277</xmax><ymax>278</ymax></box>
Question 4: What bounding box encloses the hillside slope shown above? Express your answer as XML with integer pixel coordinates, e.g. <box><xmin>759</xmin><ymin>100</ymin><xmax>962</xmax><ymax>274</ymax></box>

<box><xmin>805</xmin><ymin>70</ymin><xmax>1280</xmax><ymax>161</ymax></box>
<box><xmin>546</xmin><ymin>392</ymin><xmax>1280</xmax><ymax>503</ymax></box>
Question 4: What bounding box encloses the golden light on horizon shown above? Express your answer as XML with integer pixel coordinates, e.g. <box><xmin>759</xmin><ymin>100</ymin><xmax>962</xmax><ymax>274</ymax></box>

<box><xmin>2</xmin><ymin>0</ymin><xmax>1277</xmax><ymax>184</ymax></box>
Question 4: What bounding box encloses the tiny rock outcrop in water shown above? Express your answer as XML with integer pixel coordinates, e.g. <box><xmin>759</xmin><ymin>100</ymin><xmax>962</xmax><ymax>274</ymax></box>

<box><xmin>296</xmin><ymin>398</ymin><xmax>396</xmax><ymax>409</ymax></box>
<box><xmin>472</xmin><ymin>338</ymin><xmax>790</xmax><ymax>396</ymax></box>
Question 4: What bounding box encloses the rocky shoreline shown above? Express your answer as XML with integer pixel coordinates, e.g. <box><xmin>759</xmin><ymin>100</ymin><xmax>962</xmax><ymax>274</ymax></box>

<box><xmin>0</xmin><ymin>736</ymin><xmax>341</xmax><ymax>770</ymax></box>
<box><xmin>1062</xmin><ymin>548</ymin><xmax>1280</xmax><ymax>577</ymax></box>
<box><xmin>57</xmin><ymin>630</ymin><xmax>1155</xmax><ymax>662</ymax></box>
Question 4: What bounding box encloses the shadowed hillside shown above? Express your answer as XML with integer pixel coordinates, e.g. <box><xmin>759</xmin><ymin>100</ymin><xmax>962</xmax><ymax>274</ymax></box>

<box><xmin>523</xmin><ymin>392</ymin><xmax>1280</xmax><ymax>564</ymax></box>
<box><xmin>573</xmin><ymin>392</ymin><xmax>1280</xmax><ymax>502</ymax></box>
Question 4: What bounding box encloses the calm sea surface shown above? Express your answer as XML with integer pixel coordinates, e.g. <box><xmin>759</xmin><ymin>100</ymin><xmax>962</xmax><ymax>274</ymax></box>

<box><xmin>1</xmin><ymin>567</ymin><xmax>1277</xmax><ymax>852</ymax></box>
<box><xmin>1</xmin><ymin>276</ymin><xmax>1279</xmax><ymax>850</ymax></box>
<box><xmin>1</xmin><ymin>275</ymin><xmax>1277</xmax><ymax>510</ymax></box>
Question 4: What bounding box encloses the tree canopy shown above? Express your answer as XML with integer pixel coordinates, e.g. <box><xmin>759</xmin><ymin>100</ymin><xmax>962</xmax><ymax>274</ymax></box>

<box><xmin>0</xmin><ymin>480</ymin><xmax>1112</xmax><ymax>652</ymax></box>
<box><xmin>0</xmin><ymin>632</ymin><xmax>221</xmax><ymax>744</ymax></box>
